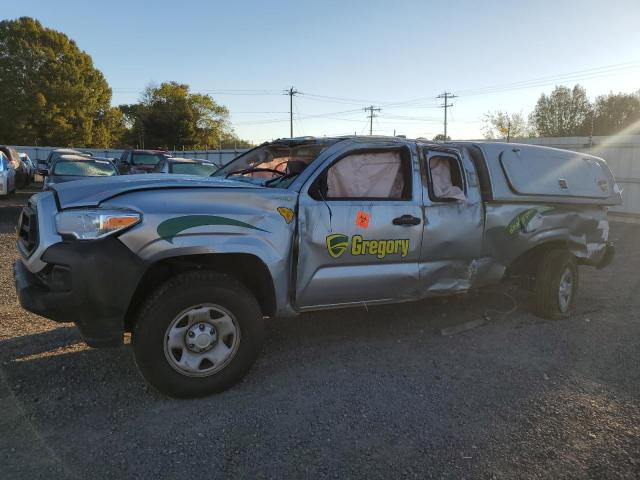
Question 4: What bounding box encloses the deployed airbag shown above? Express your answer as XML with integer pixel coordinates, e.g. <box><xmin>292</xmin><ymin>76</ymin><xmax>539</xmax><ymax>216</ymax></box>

<box><xmin>430</xmin><ymin>156</ymin><xmax>466</xmax><ymax>201</ymax></box>
<box><xmin>327</xmin><ymin>152</ymin><xmax>404</xmax><ymax>198</ymax></box>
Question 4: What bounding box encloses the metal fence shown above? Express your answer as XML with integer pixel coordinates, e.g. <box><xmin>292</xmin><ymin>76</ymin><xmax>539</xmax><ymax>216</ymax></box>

<box><xmin>11</xmin><ymin>135</ymin><xmax>640</xmax><ymax>217</ymax></box>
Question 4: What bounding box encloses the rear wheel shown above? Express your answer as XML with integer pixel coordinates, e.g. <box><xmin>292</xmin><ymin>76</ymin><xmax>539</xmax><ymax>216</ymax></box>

<box><xmin>132</xmin><ymin>271</ymin><xmax>264</xmax><ymax>398</ymax></box>
<box><xmin>533</xmin><ymin>249</ymin><xmax>578</xmax><ymax>319</ymax></box>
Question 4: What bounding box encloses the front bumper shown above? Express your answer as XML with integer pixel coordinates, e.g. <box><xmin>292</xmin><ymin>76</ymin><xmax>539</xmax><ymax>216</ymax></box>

<box><xmin>14</xmin><ymin>236</ymin><xmax>146</xmax><ymax>347</ymax></box>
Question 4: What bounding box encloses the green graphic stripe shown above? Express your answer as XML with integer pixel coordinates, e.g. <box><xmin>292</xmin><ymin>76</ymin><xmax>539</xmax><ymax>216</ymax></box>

<box><xmin>506</xmin><ymin>206</ymin><xmax>554</xmax><ymax>235</ymax></box>
<box><xmin>158</xmin><ymin>215</ymin><xmax>269</xmax><ymax>243</ymax></box>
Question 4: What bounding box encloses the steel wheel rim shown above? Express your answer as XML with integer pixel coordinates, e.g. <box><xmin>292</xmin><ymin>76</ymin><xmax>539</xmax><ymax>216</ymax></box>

<box><xmin>163</xmin><ymin>303</ymin><xmax>241</xmax><ymax>377</ymax></box>
<box><xmin>558</xmin><ymin>268</ymin><xmax>574</xmax><ymax>313</ymax></box>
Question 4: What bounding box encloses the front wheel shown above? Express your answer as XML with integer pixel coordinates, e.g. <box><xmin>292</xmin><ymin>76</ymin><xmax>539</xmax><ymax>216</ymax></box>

<box><xmin>132</xmin><ymin>271</ymin><xmax>264</xmax><ymax>398</ymax></box>
<box><xmin>533</xmin><ymin>249</ymin><xmax>579</xmax><ymax>319</ymax></box>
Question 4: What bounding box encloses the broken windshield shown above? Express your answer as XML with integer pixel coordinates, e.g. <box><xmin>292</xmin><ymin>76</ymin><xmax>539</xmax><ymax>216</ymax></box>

<box><xmin>213</xmin><ymin>140</ymin><xmax>334</xmax><ymax>188</ymax></box>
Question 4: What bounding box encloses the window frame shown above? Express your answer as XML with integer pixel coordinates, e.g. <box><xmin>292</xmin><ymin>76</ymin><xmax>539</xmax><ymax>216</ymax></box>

<box><xmin>309</xmin><ymin>146</ymin><xmax>414</xmax><ymax>202</ymax></box>
<box><xmin>421</xmin><ymin>148</ymin><xmax>467</xmax><ymax>203</ymax></box>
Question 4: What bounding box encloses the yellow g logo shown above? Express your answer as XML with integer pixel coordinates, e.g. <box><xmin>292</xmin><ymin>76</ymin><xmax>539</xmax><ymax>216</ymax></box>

<box><xmin>277</xmin><ymin>207</ymin><xmax>294</xmax><ymax>224</ymax></box>
<box><xmin>326</xmin><ymin>234</ymin><xmax>349</xmax><ymax>258</ymax></box>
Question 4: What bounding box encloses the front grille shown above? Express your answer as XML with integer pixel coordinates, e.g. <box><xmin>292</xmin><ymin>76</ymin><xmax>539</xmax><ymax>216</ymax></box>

<box><xmin>18</xmin><ymin>206</ymin><xmax>39</xmax><ymax>255</ymax></box>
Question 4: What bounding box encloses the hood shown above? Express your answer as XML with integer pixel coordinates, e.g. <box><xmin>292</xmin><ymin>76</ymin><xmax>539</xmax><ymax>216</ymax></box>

<box><xmin>47</xmin><ymin>175</ymin><xmax>91</xmax><ymax>186</ymax></box>
<box><xmin>50</xmin><ymin>174</ymin><xmax>262</xmax><ymax>209</ymax></box>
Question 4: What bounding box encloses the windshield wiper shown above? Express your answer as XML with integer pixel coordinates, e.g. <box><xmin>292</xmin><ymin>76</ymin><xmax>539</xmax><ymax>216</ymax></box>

<box><xmin>264</xmin><ymin>172</ymin><xmax>297</xmax><ymax>187</ymax></box>
<box><xmin>224</xmin><ymin>167</ymin><xmax>286</xmax><ymax>179</ymax></box>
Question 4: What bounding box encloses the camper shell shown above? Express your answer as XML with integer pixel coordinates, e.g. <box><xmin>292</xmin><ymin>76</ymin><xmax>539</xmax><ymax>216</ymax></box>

<box><xmin>14</xmin><ymin>135</ymin><xmax>621</xmax><ymax>397</ymax></box>
<box><xmin>458</xmin><ymin>142</ymin><xmax>620</xmax><ymax>205</ymax></box>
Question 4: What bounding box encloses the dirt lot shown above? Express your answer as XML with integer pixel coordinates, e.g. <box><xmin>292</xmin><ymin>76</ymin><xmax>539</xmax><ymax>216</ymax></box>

<box><xmin>1</xmin><ymin>188</ymin><xmax>639</xmax><ymax>479</ymax></box>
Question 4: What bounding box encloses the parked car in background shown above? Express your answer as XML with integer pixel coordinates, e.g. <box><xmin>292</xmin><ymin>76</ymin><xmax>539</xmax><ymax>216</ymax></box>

<box><xmin>40</xmin><ymin>154</ymin><xmax>118</xmax><ymax>190</ymax></box>
<box><xmin>15</xmin><ymin>158</ymin><xmax>32</xmax><ymax>188</ymax></box>
<box><xmin>0</xmin><ymin>145</ymin><xmax>29</xmax><ymax>187</ymax></box>
<box><xmin>116</xmin><ymin>149</ymin><xmax>171</xmax><ymax>174</ymax></box>
<box><xmin>19</xmin><ymin>153</ymin><xmax>36</xmax><ymax>182</ymax></box>
<box><xmin>153</xmin><ymin>157</ymin><xmax>218</xmax><ymax>176</ymax></box>
<box><xmin>0</xmin><ymin>151</ymin><xmax>16</xmax><ymax>198</ymax></box>
<box><xmin>39</xmin><ymin>148</ymin><xmax>91</xmax><ymax>170</ymax></box>
<box><xmin>0</xmin><ymin>145</ymin><xmax>20</xmax><ymax>168</ymax></box>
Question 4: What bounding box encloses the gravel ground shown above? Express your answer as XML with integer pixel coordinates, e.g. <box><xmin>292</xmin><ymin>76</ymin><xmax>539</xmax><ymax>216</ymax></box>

<box><xmin>1</xmin><ymin>187</ymin><xmax>639</xmax><ymax>479</ymax></box>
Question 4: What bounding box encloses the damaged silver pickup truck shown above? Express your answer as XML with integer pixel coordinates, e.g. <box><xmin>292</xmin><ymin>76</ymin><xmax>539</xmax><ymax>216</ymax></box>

<box><xmin>14</xmin><ymin>136</ymin><xmax>621</xmax><ymax>397</ymax></box>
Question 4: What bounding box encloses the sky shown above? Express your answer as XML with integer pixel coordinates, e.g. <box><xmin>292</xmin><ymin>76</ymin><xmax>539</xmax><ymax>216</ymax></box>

<box><xmin>3</xmin><ymin>0</ymin><xmax>640</xmax><ymax>144</ymax></box>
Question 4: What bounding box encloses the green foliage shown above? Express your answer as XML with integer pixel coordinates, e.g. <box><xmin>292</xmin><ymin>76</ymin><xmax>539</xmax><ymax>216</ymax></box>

<box><xmin>432</xmin><ymin>134</ymin><xmax>450</xmax><ymax>141</ymax></box>
<box><xmin>530</xmin><ymin>85</ymin><xmax>592</xmax><ymax>137</ymax></box>
<box><xmin>121</xmin><ymin>82</ymin><xmax>251</xmax><ymax>149</ymax></box>
<box><xmin>92</xmin><ymin>107</ymin><xmax>127</xmax><ymax>148</ymax></box>
<box><xmin>482</xmin><ymin>111</ymin><xmax>529</xmax><ymax>139</ymax></box>
<box><xmin>0</xmin><ymin>17</ymin><xmax>120</xmax><ymax>147</ymax></box>
<box><xmin>592</xmin><ymin>91</ymin><xmax>640</xmax><ymax>135</ymax></box>
<box><xmin>219</xmin><ymin>134</ymin><xmax>253</xmax><ymax>149</ymax></box>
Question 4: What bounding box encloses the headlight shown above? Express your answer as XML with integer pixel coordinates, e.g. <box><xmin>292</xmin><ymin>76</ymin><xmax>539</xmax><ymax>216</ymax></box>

<box><xmin>55</xmin><ymin>209</ymin><xmax>141</xmax><ymax>240</ymax></box>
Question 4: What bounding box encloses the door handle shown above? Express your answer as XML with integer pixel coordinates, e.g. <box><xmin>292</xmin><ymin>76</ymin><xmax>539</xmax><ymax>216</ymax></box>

<box><xmin>392</xmin><ymin>214</ymin><xmax>421</xmax><ymax>226</ymax></box>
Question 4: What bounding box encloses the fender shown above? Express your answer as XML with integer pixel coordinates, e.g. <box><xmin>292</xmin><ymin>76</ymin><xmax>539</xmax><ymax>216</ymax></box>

<box><xmin>108</xmin><ymin>187</ymin><xmax>299</xmax><ymax>316</ymax></box>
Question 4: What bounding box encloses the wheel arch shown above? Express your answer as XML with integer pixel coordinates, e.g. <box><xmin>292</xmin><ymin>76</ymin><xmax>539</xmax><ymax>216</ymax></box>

<box><xmin>125</xmin><ymin>253</ymin><xmax>276</xmax><ymax>331</ymax></box>
<box><xmin>505</xmin><ymin>238</ymin><xmax>582</xmax><ymax>276</ymax></box>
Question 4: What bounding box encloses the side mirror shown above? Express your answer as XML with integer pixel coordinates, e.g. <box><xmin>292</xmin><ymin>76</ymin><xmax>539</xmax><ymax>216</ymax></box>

<box><xmin>38</xmin><ymin>168</ymin><xmax>49</xmax><ymax>176</ymax></box>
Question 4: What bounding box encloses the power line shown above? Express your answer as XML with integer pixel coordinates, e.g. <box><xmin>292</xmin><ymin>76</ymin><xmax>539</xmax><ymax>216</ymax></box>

<box><xmin>364</xmin><ymin>105</ymin><xmax>381</xmax><ymax>135</ymax></box>
<box><xmin>436</xmin><ymin>92</ymin><xmax>457</xmax><ymax>138</ymax></box>
<box><xmin>233</xmin><ymin>107</ymin><xmax>364</xmax><ymax>126</ymax></box>
<box><xmin>110</xmin><ymin>59</ymin><xmax>640</xmax><ymax>142</ymax></box>
<box><xmin>231</xmin><ymin>111</ymin><xmax>290</xmax><ymax>114</ymax></box>
<box><xmin>373</xmin><ymin>61</ymin><xmax>640</xmax><ymax>108</ymax></box>
<box><xmin>456</xmin><ymin>61</ymin><xmax>640</xmax><ymax>96</ymax></box>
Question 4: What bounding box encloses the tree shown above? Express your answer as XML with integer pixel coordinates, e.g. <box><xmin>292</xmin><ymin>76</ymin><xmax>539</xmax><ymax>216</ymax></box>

<box><xmin>482</xmin><ymin>111</ymin><xmax>529</xmax><ymax>140</ymax></box>
<box><xmin>432</xmin><ymin>134</ymin><xmax>450</xmax><ymax>141</ymax></box>
<box><xmin>92</xmin><ymin>107</ymin><xmax>127</xmax><ymax>148</ymax></box>
<box><xmin>121</xmin><ymin>82</ymin><xmax>250</xmax><ymax>149</ymax></box>
<box><xmin>218</xmin><ymin>133</ymin><xmax>253</xmax><ymax>149</ymax></box>
<box><xmin>530</xmin><ymin>85</ymin><xmax>592</xmax><ymax>137</ymax></box>
<box><xmin>0</xmin><ymin>17</ymin><xmax>119</xmax><ymax>147</ymax></box>
<box><xmin>591</xmin><ymin>92</ymin><xmax>640</xmax><ymax>136</ymax></box>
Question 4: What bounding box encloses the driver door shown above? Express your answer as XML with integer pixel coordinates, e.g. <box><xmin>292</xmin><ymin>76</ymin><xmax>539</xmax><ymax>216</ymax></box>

<box><xmin>295</xmin><ymin>143</ymin><xmax>423</xmax><ymax>309</ymax></box>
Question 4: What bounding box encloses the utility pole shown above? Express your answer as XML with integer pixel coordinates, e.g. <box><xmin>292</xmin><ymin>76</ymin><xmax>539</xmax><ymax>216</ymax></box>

<box><xmin>507</xmin><ymin>119</ymin><xmax>512</xmax><ymax>143</ymax></box>
<box><xmin>589</xmin><ymin>110</ymin><xmax>595</xmax><ymax>153</ymax></box>
<box><xmin>284</xmin><ymin>86</ymin><xmax>300</xmax><ymax>138</ymax></box>
<box><xmin>436</xmin><ymin>91</ymin><xmax>457</xmax><ymax>139</ymax></box>
<box><xmin>364</xmin><ymin>105</ymin><xmax>381</xmax><ymax>135</ymax></box>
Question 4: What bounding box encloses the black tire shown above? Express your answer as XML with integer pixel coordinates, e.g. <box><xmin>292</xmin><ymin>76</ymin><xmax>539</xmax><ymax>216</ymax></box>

<box><xmin>533</xmin><ymin>249</ymin><xmax>578</xmax><ymax>319</ymax></box>
<box><xmin>132</xmin><ymin>271</ymin><xmax>264</xmax><ymax>398</ymax></box>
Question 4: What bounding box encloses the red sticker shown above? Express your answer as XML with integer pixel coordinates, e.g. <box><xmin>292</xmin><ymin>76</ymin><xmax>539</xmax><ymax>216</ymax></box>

<box><xmin>355</xmin><ymin>211</ymin><xmax>370</xmax><ymax>229</ymax></box>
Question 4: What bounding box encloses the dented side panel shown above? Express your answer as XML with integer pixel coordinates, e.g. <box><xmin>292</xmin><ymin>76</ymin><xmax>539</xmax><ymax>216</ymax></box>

<box><xmin>417</xmin><ymin>147</ymin><xmax>497</xmax><ymax>294</ymax></box>
<box><xmin>483</xmin><ymin>203</ymin><xmax>610</xmax><ymax>268</ymax></box>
